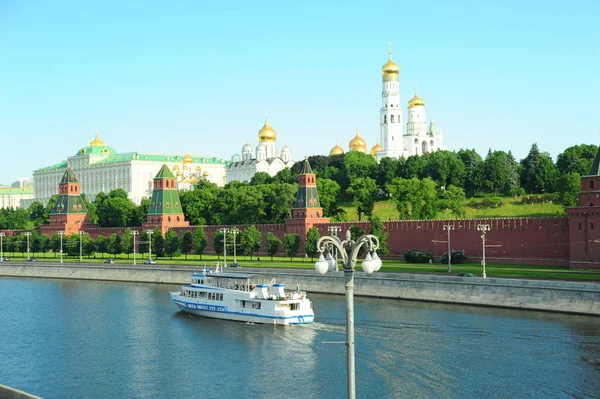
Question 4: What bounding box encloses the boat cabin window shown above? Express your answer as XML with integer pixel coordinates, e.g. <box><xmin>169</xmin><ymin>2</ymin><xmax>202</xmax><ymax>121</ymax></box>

<box><xmin>290</xmin><ymin>303</ymin><xmax>299</xmax><ymax>311</ymax></box>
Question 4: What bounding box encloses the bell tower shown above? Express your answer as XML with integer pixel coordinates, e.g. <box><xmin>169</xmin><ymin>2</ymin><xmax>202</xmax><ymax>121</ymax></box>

<box><xmin>377</xmin><ymin>42</ymin><xmax>404</xmax><ymax>161</ymax></box>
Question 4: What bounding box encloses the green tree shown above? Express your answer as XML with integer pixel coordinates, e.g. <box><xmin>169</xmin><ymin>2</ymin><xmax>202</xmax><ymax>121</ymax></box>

<box><xmin>180</xmin><ymin>231</ymin><xmax>194</xmax><ymax>260</ymax></box>
<box><xmin>283</xmin><ymin>233</ymin><xmax>300</xmax><ymax>261</ymax></box>
<box><xmin>40</xmin><ymin>234</ymin><xmax>50</xmax><ymax>258</ymax></box>
<box><xmin>96</xmin><ymin>235</ymin><xmax>109</xmax><ymax>258</ymax></box>
<box><xmin>347</xmin><ymin>177</ymin><xmax>377</xmax><ymax>221</ymax></box>
<box><xmin>265</xmin><ymin>232</ymin><xmax>281</xmax><ymax>260</ymax></box>
<box><xmin>193</xmin><ymin>227</ymin><xmax>207</xmax><ymax>259</ymax></box>
<box><xmin>240</xmin><ymin>226</ymin><xmax>261</xmax><ymax>260</ymax></box>
<box><xmin>457</xmin><ymin>149</ymin><xmax>483</xmax><ymax>197</ymax></box>
<box><xmin>305</xmin><ymin>227</ymin><xmax>320</xmax><ymax>261</ymax></box>
<box><xmin>519</xmin><ymin>143</ymin><xmax>558</xmax><ymax>194</ymax></box>
<box><xmin>121</xmin><ymin>228</ymin><xmax>133</xmax><ymax>259</ymax></box>
<box><xmin>556</xmin><ymin>144</ymin><xmax>597</xmax><ymax>176</ymax></box>
<box><xmin>108</xmin><ymin>234</ymin><xmax>122</xmax><ymax>257</ymax></box>
<box><xmin>164</xmin><ymin>230</ymin><xmax>181</xmax><ymax>259</ymax></box>
<box><xmin>316</xmin><ymin>178</ymin><xmax>342</xmax><ymax>218</ymax></box>
<box><xmin>42</xmin><ymin>194</ymin><xmax>59</xmax><ymax>224</ymax></box>
<box><xmin>95</xmin><ymin>190</ymin><xmax>137</xmax><ymax>227</ymax></box>
<box><xmin>50</xmin><ymin>233</ymin><xmax>62</xmax><ymax>258</ymax></box>
<box><xmin>369</xmin><ymin>216</ymin><xmax>389</xmax><ymax>255</ymax></box>
<box><xmin>213</xmin><ymin>231</ymin><xmax>224</xmax><ymax>259</ymax></box>
<box><xmin>376</xmin><ymin>157</ymin><xmax>399</xmax><ymax>198</ymax></box>
<box><xmin>388</xmin><ymin>177</ymin><xmax>438</xmax><ymax>220</ymax></box>
<box><xmin>152</xmin><ymin>227</ymin><xmax>164</xmax><ymax>257</ymax></box>
<box><xmin>438</xmin><ymin>185</ymin><xmax>467</xmax><ymax>217</ymax></box>
<box><xmin>138</xmin><ymin>232</ymin><xmax>149</xmax><ymax>256</ymax></box>
<box><xmin>28</xmin><ymin>201</ymin><xmax>45</xmax><ymax>227</ymax></box>
<box><xmin>30</xmin><ymin>231</ymin><xmax>41</xmax><ymax>257</ymax></box>
<box><xmin>341</xmin><ymin>151</ymin><xmax>377</xmax><ymax>194</ymax></box>
<box><xmin>556</xmin><ymin>172</ymin><xmax>581</xmax><ymax>207</ymax></box>
<box><xmin>249</xmin><ymin>172</ymin><xmax>273</xmax><ymax>185</ymax></box>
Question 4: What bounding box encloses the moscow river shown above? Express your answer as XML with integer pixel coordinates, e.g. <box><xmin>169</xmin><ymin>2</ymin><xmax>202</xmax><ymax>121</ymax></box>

<box><xmin>0</xmin><ymin>278</ymin><xmax>599</xmax><ymax>399</ymax></box>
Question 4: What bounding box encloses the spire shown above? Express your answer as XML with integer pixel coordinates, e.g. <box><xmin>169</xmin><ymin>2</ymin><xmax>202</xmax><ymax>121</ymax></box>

<box><xmin>588</xmin><ymin>144</ymin><xmax>600</xmax><ymax>176</ymax></box>
<box><xmin>301</xmin><ymin>157</ymin><xmax>313</xmax><ymax>174</ymax></box>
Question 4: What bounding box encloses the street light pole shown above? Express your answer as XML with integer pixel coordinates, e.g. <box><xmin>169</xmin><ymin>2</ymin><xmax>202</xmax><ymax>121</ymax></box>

<box><xmin>79</xmin><ymin>231</ymin><xmax>84</xmax><ymax>262</ymax></box>
<box><xmin>315</xmin><ymin>230</ymin><xmax>382</xmax><ymax>399</ymax></box>
<box><xmin>147</xmin><ymin>230</ymin><xmax>154</xmax><ymax>261</ymax></box>
<box><xmin>477</xmin><ymin>224</ymin><xmax>491</xmax><ymax>278</ymax></box>
<box><xmin>132</xmin><ymin>230</ymin><xmax>138</xmax><ymax>265</ymax></box>
<box><xmin>327</xmin><ymin>226</ymin><xmax>341</xmax><ymax>271</ymax></box>
<box><xmin>231</xmin><ymin>228</ymin><xmax>239</xmax><ymax>264</ymax></box>
<box><xmin>25</xmin><ymin>232</ymin><xmax>31</xmax><ymax>260</ymax></box>
<box><xmin>59</xmin><ymin>231</ymin><xmax>64</xmax><ymax>263</ymax></box>
<box><xmin>220</xmin><ymin>228</ymin><xmax>229</xmax><ymax>268</ymax></box>
<box><xmin>443</xmin><ymin>224</ymin><xmax>454</xmax><ymax>273</ymax></box>
<box><xmin>0</xmin><ymin>232</ymin><xmax>5</xmax><ymax>262</ymax></box>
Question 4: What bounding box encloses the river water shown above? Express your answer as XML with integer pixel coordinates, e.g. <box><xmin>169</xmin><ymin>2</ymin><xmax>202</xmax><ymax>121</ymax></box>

<box><xmin>0</xmin><ymin>278</ymin><xmax>599</xmax><ymax>399</ymax></box>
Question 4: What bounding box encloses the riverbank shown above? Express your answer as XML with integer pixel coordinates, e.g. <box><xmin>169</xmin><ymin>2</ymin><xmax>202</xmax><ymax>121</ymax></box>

<box><xmin>1</xmin><ymin>262</ymin><xmax>599</xmax><ymax>315</ymax></box>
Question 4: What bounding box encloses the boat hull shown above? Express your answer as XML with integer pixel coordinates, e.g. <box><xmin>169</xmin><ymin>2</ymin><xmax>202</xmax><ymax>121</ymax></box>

<box><xmin>171</xmin><ymin>294</ymin><xmax>314</xmax><ymax>326</ymax></box>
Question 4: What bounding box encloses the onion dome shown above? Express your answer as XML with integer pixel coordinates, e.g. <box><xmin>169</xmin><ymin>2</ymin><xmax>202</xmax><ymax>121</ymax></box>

<box><xmin>381</xmin><ymin>49</ymin><xmax>399</xmax><ymax>81</ymax></box>
<box><xmin>172</xmin><ymin>165</ymin><xmax>179</xmax><ymax>171</ymax></box>
<box><xmin>195</xmin><ymin>166</ymin><xmax>201</xmax><ymax>171</ymax></box>
<box><xmin>349</xmin><ymin>129</ymin><xmax>367</xmax><ymax>152</ymax></box>
<box><xmin>242</xmin><ymin>141</ymin><xmax>253</xmax><ymax>153</ymax></box>
<box><xmin>183</xmin><ymin>154</ymin><xmax>193</xmax><ymax>164</ymax></box>
<box><xmin>408</xmin><ymin>93</ymin><xmax>425</xmax><ymax>108</ymax></box>
<box><xmin>89</xmin><ymin>133</ymin><xmax>105</xmax><ymax>147</ymax></box>
<box><xmin>176</xmin><ymin>171</ymin><xmax>183</xmax><ymax>177</ymax></box>
<box><xmin>281</xmin><ymin>144</ymin><xmax>291</xmax><ymax>153</ymax></box>
<box><xmin>258</xmin><ymin>117</ymin><xmax>276</xmax><ymax>142</ymax></box>
<box><xmin>329</xmin><ymin>142</ymin><xmax>344</xmax><ymax>156</ymax></box>
<box><xmin>202</xmin><ymin>171</ymin><xmax>209</xmax><ymax>177</ymax></box>
<box><xmin>370</xmin><ymin>143</ymin><xmax>382</xmax><ymax>157</ymax></box>
<box><xmin>257</xmin><ymin>143</ymin><xmax>267</xmax><ymax>152</ymax></box>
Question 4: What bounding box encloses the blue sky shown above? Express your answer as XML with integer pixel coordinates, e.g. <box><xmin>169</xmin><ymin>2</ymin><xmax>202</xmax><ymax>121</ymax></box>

<box><xmin>1</xmin><ymin>0</ymin><xmax>599</xmax><ymax>184</ymax></box>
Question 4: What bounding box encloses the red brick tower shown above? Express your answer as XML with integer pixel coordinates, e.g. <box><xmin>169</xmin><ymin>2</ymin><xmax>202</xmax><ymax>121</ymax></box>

<box><xmin>285</xmin><ymin>158</ymin><xmax>330</xmax><ymax>240</ymax></box>
<box><xmin>567</xmin><ymin>146</ymin><xmax>600</xmax><ymax>268</ymax></box>
<box><xmin>143</xmin><ymin>164</ymin><xmax>189</xmax><ymax>235</ymax></box>
<box><xmin>39</xmin><ymin>166</ymin><xmax>90</xmax><ymax>236</ymax></box>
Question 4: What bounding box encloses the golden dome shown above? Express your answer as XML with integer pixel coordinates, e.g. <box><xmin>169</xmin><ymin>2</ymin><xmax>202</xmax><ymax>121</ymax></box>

<box><xmin>329</xmin><ymin>143</ymin><xmax>344</xmax><ymax>156</ymax></box>
<box><xmin>195</xmin><ymin>166</ymin><xmax>201</xmax><ymax>171</ymax></box>
<box><xmin>202</xmin><ymin>171</ymin><xmax>209</xmax><ymax>177</ymax></box>
<box><xmin>349</xmin><ymin>129</ymin><xmax>367</xmax><ymax>150</ymax></box>
<box><xmin>381</xmin><ymin>50</ymin><xmax>399</xmax><ymax>82</ymax></box>
<box><xmin>370</xmin><ymin>143</ymin><xmax>382</xmax><ymax>157</ymax></box>
<box><xmin>353</xmin><ymin>145</ymin><xmax>367</xmax><ymax>154</ymax></box>
<box><xmin>176</xmin><ymin>171</ymin><xmax>183</xmax><ymax>176</ymax></box>
<box><xmin>258</xmin><ymin>117</ymin><xmax>276</xmax><ymax>142</ymax></box>
<box><xmin>408</xmin><ymin>93</ymin><xmax>425</xmax><ymax>108</ymax></box>
<box><xmin>173</xmin><ymin>165</ymin><xmax>179</xmax><ymax>171</ymax></box>
<box><xmin>89</xmin><ymin>133</ymin><xmax>105</xmax><ymax>147</ymax></box>
<box><xmin>182</xmin><ymin>154</ymin><xmax>193</xmax><ymax>164</ymax></box>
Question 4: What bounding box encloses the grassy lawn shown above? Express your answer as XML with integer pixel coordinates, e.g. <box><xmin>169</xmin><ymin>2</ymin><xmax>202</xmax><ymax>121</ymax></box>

<box><xmin>4</xmin><ymin>252</ymin><xmax>599</xmax><ymax>282</ymax></box>
<box><xmin>340</xmin><ymin>196</ymin><xmax>565</xmax><ymax>221</ymax></box>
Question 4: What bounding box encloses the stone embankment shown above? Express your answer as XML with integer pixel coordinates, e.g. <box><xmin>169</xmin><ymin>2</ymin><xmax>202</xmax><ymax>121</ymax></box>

<box><xmin>1</xmin><ymin>262</ymin><xmax>598</xmax><ymax>315</ymax></box>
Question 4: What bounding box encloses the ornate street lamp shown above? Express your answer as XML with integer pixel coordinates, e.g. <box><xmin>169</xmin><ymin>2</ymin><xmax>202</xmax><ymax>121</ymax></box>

<box><xmin>477</xmin><ymin>224</ymin><xmax>491</xmax><ymax>278</ymax></box>
<box><xmin>147</xmin><ymin>230</ymin><xmax>154</xmax><ymax>261</ymax></box>
<box><xmin>132</xmin><ymin>230</ymin><xmax>138</xmax><ymax>265</ymax></box>
<box><xmin>25</xmin><ymin>232</ymin><xmax>31</xmax><ymax>260</ymax></box>
<box><xmin>78</xmin><ymin>231</ymin><xmax>85</xmax><ymax>262</ymax></box>
<box><xmin>58</xmin><ymin>231</ymin><xmax>64</xmax><ymax>263</ymax></box>
<box><xmin>231</xmin><ymin>228</ymin><xmax>240</xmax><ymax>264</ymax></box>
<box><xmin>314</xmin><ymin>229</ymin><xmax>381</xmax><ymax>399</ymax></box>
<box><xmin>220</xmin><ymin>228</ymin><xmax>230</xmax><ymax>268</ymax></box>
<box><xmin>443</xmin><ymin>224</ymin><xmax>454</xmax><ymax>273</ymax></box>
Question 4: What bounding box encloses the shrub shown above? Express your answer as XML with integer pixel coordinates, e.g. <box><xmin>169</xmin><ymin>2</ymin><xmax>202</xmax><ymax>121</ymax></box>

<box><xmin>468</xmin><ymin>197</ymin><xmax>504</xmax><ymax>209</ymax></box>
<box><xmin>404</xmin><ymin>249</ymin><xmax>434</xmax><ymax>263</ymax></box>
<box><xmin>440</xmin><ymin>249</ymin><xmax>468</xmax><ymax>264</ymax></box>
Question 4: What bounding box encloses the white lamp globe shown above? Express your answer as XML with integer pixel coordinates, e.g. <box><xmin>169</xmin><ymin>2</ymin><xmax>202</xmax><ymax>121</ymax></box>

<box><xmin>362</xmin><ymin>253</ymin><xmax>375</xmax><ymax>275</ymax></box>
<box><xmin>315</xmin><ymin>254</ymin><xmax>329</xmax><ymax>275</ymax></box>
<box><xmin>326</xmin><ymin>252</ymin><xmax>336</xmax><ymax>272</ymax></box>
<box><xmin>372</xmin><ymin>251</ymin><xmax>382</xmax><ymax>272</ymax></box>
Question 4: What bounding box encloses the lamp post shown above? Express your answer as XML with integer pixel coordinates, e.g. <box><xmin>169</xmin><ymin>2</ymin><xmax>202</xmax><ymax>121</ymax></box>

<box><xmin>477</xmin><ymin>224</ymin><xmax>491</xmax><ymax>278</ymax></box>
<box><xmin>132</xmin><ymin>230</ymin><xmax>138</xmax><ymax>265</ymax></box>
<box><xmin>59</xmin><ymin>231</ymin><xmax>64</xmax><ymax>263</ymax></box>
<box><xmin>314</xmin><ymin>229</ymin><xmax>381</xmax><ymax>399</ymax></box>
<box><xmin>231</xmin><ymin>228</ymin><xmax>239</xmax><ymax>264</ymax></box>
<box><xmin>25</xmin><ymin>232</ymin><xmax>31</xmax><ymax>260</ymax></box>
<box><xmin>327</xmin><ymin>226</ymin><xmax>341</xmax><ymax>271</ymax></box>
<box><xmin>147</xmin><ymin>230</ymin><xmax>154</xmax><ymax>261</ymax></box>
<box><xmin>79</xmin><ymin>231</ymin><xmax>84</xmax><ymax>262</ymax></box>
<box><xmin>220</xmin><ymin>228</ymin><xmax>229</xmax><ymax>267</ymax></box>
<box><xmin>443</xmin><ymin>224</ymin><xmax>454</xmax><ymax>273</ymax></box>
<box><xmin>0</xmin><ymin>232</ymin><xmax>5</xmax><ymax>262</ymax></box>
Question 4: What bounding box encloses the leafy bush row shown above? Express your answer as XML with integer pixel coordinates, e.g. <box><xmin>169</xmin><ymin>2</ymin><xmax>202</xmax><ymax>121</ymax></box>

<box><xmin>404</xmin><ymin>249</ymin><xmax>434</xmax><ymax>263</ymax></box>
<box><xmin>467</xmin><ymin>198</ymin><xmax>504</xmax><ymax>209</ymax></box>
<box><xmin>440</xmin><ymin>250</ymin><xmax>468</xmax><ymax>264</ymax></box>
<box><xmin>520</xmin><ymin>194</ymin><xmax>558</xmax><ymax>204</ymax></box>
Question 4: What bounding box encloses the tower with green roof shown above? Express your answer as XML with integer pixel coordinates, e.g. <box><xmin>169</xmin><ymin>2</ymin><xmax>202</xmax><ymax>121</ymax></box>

<box><xmin>567</xmin><ymin>144</ymin><xmax>600</xmax><ymax>268</ymax></box>
<box><xmin>285</xmin><ymin>158</ymin><xmax>329</xmax><ymax>241</ymax></box>
<box><xmin>143</xmin><ymin>164</ymin><xmax>189</xmax><ymax>234</ymax></box>
<box><xmin>39</xmin><ymin>165</ymin><xmax>91</xmax><ymax>236</ymax></box>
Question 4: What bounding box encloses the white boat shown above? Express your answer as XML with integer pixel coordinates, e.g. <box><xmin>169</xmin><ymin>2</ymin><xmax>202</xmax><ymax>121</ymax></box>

<box><xmin>170</xmin><ymin>269</ymin><xmax>315</xmax><ymax>326</ymax></box>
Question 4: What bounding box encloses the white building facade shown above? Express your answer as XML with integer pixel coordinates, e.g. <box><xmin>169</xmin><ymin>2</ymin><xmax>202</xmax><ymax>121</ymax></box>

<box><xmin>226</xmin><ymin>117</ymin><xmax>293</xmax><ymax>183</ymax></box>
<box><xmin>27</xmin><ymin>134</ymin><xmax>228</xmax><ymax>206</ymax></box>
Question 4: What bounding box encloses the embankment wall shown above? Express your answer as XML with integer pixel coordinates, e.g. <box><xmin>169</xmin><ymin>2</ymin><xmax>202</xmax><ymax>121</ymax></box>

<box><xmin>1</xmin><ymin>263</ymin><xmax>598</xmax><ymax>316</ymax></box>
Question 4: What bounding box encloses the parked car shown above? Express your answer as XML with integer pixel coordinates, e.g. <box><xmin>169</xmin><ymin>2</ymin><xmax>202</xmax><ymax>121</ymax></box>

<box><xmin>1</xmin><ymin>256</ymin><xmax>10</xmax><ymax>262</ymax></box>
<box><xmin>144</xmin><ymin>259</ymin><xmax>156</xmax><ymax>265</ymax></box>
<box><xmin>27</xmin><ymin>258</ymin><xmax>37</xmax><ymax>262</ymax></box>
<box><xmin>104</xmin><ymin>259</ymin><xmax>115</xmax><ymax>264</ymax></box>
<box><xmin>456</xmin><ymin>273</ymin><xmax>476</xmax><ymax>277</ymax></box>
<box><xmin>229</xmin><ymin>263</ymin><xmax>242</xmax><ymax>268</ymax></box>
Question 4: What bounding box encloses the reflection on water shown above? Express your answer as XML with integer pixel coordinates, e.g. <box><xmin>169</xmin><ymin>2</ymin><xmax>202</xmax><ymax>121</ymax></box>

<box><xmin>0</xmin><ymin>278</ymin><xmax>598</xmax><ymax>399</ymax></box>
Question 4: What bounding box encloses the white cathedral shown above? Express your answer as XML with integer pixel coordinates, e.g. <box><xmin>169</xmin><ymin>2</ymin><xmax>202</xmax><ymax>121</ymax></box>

<box><xmin>226</xmin><ymin>117</ymin><xmax>293</xmax><ymax>183</ymax></box>
<box><xmin>330</xmin><ymin>48</ymin><xmax>445</xmax><ymax>159</ymax></box>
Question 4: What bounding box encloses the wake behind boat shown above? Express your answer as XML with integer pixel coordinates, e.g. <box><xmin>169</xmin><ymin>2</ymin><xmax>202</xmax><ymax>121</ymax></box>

<box><xmin>170</xmin><ymin>268</ymin><xmax>315</xmax><ymax>326</ymax></box>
